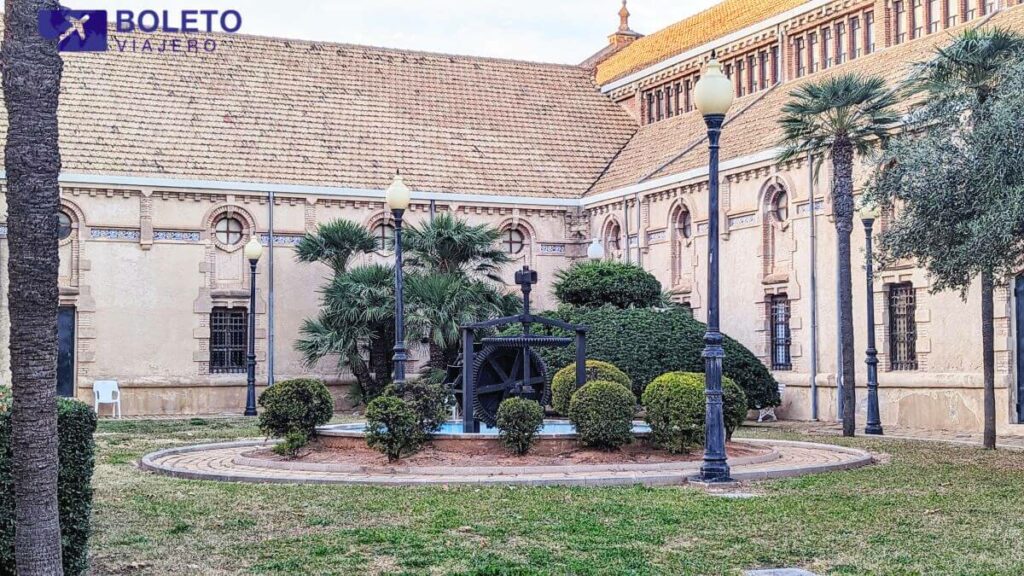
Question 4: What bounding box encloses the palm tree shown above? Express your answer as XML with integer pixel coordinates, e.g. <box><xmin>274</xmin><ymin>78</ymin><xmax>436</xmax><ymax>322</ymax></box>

<box><xmin>2</xmin><ymin>0</ymin><xmax>66</xmax><ymax>573</ymax></box>
<box><xmin>405</xmin><ymin>273</ymin><xmax>512</xmax><ymax>369</ymax></box>
<box><xmin>904</xmin><ymin>28</ymin><xmax>1024</xmax><ymax>449</ymax></box>
<box><xmin>777</xmin><ymin>74</ymin><xmax>900</xmax><ymax>437</ymax></box>
<box><xmin>404</xmin><ymin>213</ymin><xmax>511</xmax><ymax>282</ymax></box>
<box><xmin>297</xmin><ymin>264</ymin><xmax>395</xmax><ymax>399</ymax></box>
<box><xmin>295</xmin><ymin>219</ymin><xmax>377</xmax><ymax>274</ymax></box>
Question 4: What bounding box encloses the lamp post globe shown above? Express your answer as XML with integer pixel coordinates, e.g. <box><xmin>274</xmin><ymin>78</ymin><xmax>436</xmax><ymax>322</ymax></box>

<box><xmin>243</xmin><ymin>236</ymin><xmax>262</xmax><ymax>417</ymax></box>
<box><xmin>387</xmin><ymin>172</ymin><xmax>410</xmax><ymax>392</ymax></box>
<box><xmin>694</xmin><ymin>51</ymin><xmax>735</xmax><ymax>483</ymax></box>
<box><xmin>587</xmin><ymin>238</ymin><xmax>605</xmax><ymax>260</ymax></box>
<box><xmin>859</xmin><ymin>201</ymin><xmax>884</xmax><ymax>435</ymax></box>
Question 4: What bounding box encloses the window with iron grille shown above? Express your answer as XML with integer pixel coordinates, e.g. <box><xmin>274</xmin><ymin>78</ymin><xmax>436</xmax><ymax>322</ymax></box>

<box><xmin>769</xmin><ymin>295</ymin><xmax>792</xmax><ymax>371</ymax></box>
<box><xmin>888</xmin><ymin>283</ymin><xmax>918</xmax><ymax>370</ymax></box>
<box><xmin>210</xmin><ymin>307</ymin><xmax>247</xmax><ymax>374</ymax></box>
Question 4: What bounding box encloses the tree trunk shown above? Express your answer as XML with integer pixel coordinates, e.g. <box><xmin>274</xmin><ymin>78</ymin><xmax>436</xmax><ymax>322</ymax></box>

<box><xmin>428</xmin><ymin>341</ymin><xmax>446</xmax><ymax>371</ymax></box>
<box><xmin>832</xmin><ymin>141</ymin><xmax>857</xmax><ymax>437</ymax></box>
<box><xmin>2</xmin><ymin>0</ymin><xmax>65</xmax><ymax>573</ymax></box>
<box><xmin>981</xmin><ymin>269</ymin><xmax>996</xmax><ymax>449</ymax></box>
<box><xmin>346</xmin><ymin>350</ymin><xmax>378</xmax><ymax>400</ymax></box>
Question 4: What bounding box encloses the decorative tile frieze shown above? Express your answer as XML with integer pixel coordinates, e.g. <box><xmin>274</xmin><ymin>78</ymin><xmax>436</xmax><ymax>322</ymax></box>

<box><xmin>538</xmin><ymin>243</ymin><xmax>566</xmax><ymax>255</ymax></box>
<box><xmin>628</xmin><ymin>234</ymin><xmax>639</xmax><ymax>247</ymax></box>
<box><xmin>796</xmin><ymin>200</ymin><xmax>825</xmax><ymax>214</ymax></box>
<box><xmin>0</xmin><ymin>224</ymin><xmax>7</xmax><ymax>238</ymax></box>
<box><xmin>154</xmin><ymin>230</ymin><xmax>202</xmax><ymax>242</ymax></box>
<box><xmin>728</xmin><ymin>214</ymin><xmax>757</xmax><ymax>227</ymax></box>
<box><xmin>259</xmin><ymin>233</ymin><xmax>305</xmax><ymax>246</ymax></box>
<box><xmin>647</xmin><ymin>229</ymin><xmax>667</xmax><ymax>243</ymax></box>
<box><xmin>90</xmin><ymin>228</ymin><xmax>141</xmax><ymax>241</ymax></box>
<box><xmin>697</xmin><ymin>222</ymin><xmax>709</xmax><ymax>234</ymax></box>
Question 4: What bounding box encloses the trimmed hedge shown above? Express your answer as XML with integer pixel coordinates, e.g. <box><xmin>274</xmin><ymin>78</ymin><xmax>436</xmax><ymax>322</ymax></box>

<box><xmin>550</xmin><ymin>360</ymin><xmax>631</xmax><ymax>415</ymax></box>
<box><xmin>496</xmin><ymin>397</ymin><xmax>545</xmax><ymax>455</ymax></box>
<box><xmin>641</xmin><ymin>372</ymin><xmax>747</xmax><ymax>452</ymax></box>
<box><xmin>258</xmin><ymin>378</ymin><xmax>334</xmax><ymax>456</ymax></box>
<box><xmin>365</xmin><ymin>395</ymin><xmax>421</xmax><ymax>462</ymax></box>
<box><xmin>0</xmin><ymin>388</ymin><xmax>97</xmax><ymax>576</ymax></box>
<box><xmin>568</xmin><ymin>380</ymin><xmax>636</xmax><ymax>449</ymax></box>
<box><xmin>519</xmin><ymin>306</ymin><xmax>780</xmax><ymax>410</ymax></box>
<box><xmin>553</xmin><ymin>261</ymin><xmax>663</xmax><ymax>309</ymax></box>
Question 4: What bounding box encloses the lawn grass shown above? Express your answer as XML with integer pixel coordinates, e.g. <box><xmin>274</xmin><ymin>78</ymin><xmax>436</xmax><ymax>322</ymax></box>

<box><xmin>88</xmin><ymin>419</ymin><xmax>1024</xmax><ymax>575</ymax></box>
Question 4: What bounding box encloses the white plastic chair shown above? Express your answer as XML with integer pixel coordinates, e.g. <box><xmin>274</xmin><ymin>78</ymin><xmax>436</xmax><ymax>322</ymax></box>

<box><xmin>93</xmin><ymin>380</ymin><xmax>122</xmax><ymax>419</ymax></box>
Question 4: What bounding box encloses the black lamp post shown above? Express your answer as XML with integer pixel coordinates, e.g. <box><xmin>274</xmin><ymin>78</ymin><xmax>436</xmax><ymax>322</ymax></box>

<box><xmin>860</xmin><ymin>204</ymin><xmax>883</xmax><ymax>435</ymax></box>
<box><xmin>243</xmin><ymin>236</ymin><xmax>263</xmax><ymax>416</ymax></box>
<box><xmin>386</xmin><ymin>173</ymin><xmax>411</xmax><ymax>392</ymax></box>
<box><xmin>693</xmin><ymin>51</ymin><xmax>735</xmax><ymax>483</ymax></box>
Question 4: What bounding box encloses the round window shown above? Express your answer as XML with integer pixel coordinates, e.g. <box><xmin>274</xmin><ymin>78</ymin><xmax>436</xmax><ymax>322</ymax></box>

<box><xmin>373</xmin><ymin>222</ymin><xmax>396</xmax><ymax>251</ymax></box>
<box><xmin>773</xmin><ymin>191</ymin><xmax>789</xmax><ymax>222</ymax></box>
<box><xmin>214</xmin><ymin>216</ymin><xmax>244</xmax><ymax>246</ymax></box>
<box><xmin>57</xmin><ymin>211</ymin><xmax>73</xmax><ymax>240</ymax></box>
<box><xmin>503</xmin><ymin>228</ymin><xmax>525</xmax><ymax>255</ymax></box>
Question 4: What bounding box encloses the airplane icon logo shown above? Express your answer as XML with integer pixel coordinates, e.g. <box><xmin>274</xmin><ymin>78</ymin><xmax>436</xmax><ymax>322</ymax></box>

<box><xmin>38</xmin><ymin>9</ymin><xmax>108</xmax><ymax>52</ymax></box>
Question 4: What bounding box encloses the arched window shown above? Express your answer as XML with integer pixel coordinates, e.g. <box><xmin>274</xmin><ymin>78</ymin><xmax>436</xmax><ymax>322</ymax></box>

<box><xmin>214</xmin><ymin>216</ymin><xmax>244</xmax><ymax>246</ymax></box>
<box><xmin>57</xmin><ymin>211</ymin><xmax>73</xmax><ymax>240</ymax></box>
<box><xmin>772</xmin><ymin>190</ymin><xmax>789</xmax><ymax>223</ymax></box>
<box><xmin>502</xmin><ymin>228</ymin><xmax>526</xmax><ymax>255</ymax></box>
<box><xmin>605</xmin><ymin>221</ymin><xmax>622</xmax><ymax>251</ymax></box>
<box><xmin>675</xmin><ymin>207</ymin><xmax>693</xmax><ymax>239</ymax></box>
<box><xmin>372</xmin><ymin>221</ymin><xmax>396</xmax><ymax>251</ymax></box>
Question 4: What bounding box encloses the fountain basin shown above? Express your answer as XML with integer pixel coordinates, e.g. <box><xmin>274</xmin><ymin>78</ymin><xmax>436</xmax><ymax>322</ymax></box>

<box><xmin>318</xmin><ymin>419</ymin><xmax>651</xmax><ymax>456</ymax></box>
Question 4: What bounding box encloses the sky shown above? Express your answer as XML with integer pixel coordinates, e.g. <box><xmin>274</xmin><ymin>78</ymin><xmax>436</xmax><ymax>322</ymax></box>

<box><xmin>89</xmin><ymin>0</ymin><xmax>720</xmax><ymax>64</ymax></box>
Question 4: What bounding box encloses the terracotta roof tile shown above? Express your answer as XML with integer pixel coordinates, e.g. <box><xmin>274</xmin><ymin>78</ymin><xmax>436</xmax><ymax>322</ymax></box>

<box><xmin>0</xmin><ymin>32</ymin><xmax>638</xmax><ymax>199</ymax></box>
<box><xmin>592</xmin><ymin>6</ymin><xmax>1024</xmax><ymax>194</ymax></box>
<box><xmin>596</xmin><ymin>0</ymin><xmax>809</xmax><ymax>85</ymax></box>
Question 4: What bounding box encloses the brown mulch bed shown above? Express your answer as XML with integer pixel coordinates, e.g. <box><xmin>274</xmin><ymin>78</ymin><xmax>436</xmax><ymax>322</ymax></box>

<box><xmin>249</xmin><ymin>440</ymin><xmax>769</xmax><ymax>468</ymax></box>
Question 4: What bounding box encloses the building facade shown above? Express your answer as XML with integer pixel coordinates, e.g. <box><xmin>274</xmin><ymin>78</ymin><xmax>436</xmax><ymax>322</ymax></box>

<box><xmin>1</xmin><ymin>0</ymin><xmax>1023</xmax><ymax>432</ymax></box>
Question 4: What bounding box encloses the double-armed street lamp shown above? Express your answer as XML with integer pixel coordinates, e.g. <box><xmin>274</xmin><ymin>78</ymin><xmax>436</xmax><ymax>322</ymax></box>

<box><xmin>243</xmin><ymin>236</ymin><xmax>263</xmax><ymax>416</ymax></box>
<box><xmin>859</xmin><ymin>203</ymin><xmax>884</xmax><ymax>435</ymax></box>
<box><xmin>693</xmin><ymin>51</ymin><xmax>735</xmax><ymax>483</ymax></box>
<box><xmin>386</xmin><ymin>173</ymin><xmax>412</xmax><ymax>393</ymax></box>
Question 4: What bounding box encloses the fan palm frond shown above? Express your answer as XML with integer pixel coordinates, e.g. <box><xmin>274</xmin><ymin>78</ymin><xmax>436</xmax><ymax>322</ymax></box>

<box><xmin>295</xmin><ymin>219</ymin><xmax>377</xmax><ymax>273</ymax></box>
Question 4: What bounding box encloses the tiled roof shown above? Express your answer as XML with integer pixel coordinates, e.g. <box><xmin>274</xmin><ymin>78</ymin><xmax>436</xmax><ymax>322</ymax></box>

<box><xmin>0</xmin><ymin>32</ymin><xmax>638</xmax><ymax>199</ymax></box>
<box><xmin>590</xmin><ymin>6</ymin><xmax>1024</xmax><ymax>196</ymax></box>
<box><xmin>595</xmin><ymin>0</ymin><xmax>809</xmax><ymax>86</ymax></box>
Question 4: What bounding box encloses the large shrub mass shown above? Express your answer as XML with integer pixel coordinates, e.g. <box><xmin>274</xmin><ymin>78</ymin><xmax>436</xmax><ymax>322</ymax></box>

<box><xmin>365</xmin><ymin>395</ymin><xmax>421</xmax><ymax>462</ymax></box>
<box><xmin>523</xmin><ymin>306</ymin><xmax>779</xmax><ymax>409</ymax></box>
<box><xmin>550</xmin><ymin>360</ymin><xmax>631</xmax><ymax>415</ymax></box>
<box><xmin>553</xmin><ymin>261</ymin><xmax>663</xmax><ymax>309</ymax></box>
<box><xmin>0</xmin><ymin>389</ymin><xmax>97</xmax><ymax>576</ymax></box>
<box><xmin>641</xmin><ymin>372</ymin><xmax>747</xmax><ymax>453</ymax></box>
<box><xmin>568</xmin><ymin>380</ymin><xmax>636</xmax><ymax>449</ymax></box>
<box><xmin>258</xmin><ymin>378</ymin><xmax>335</xmax><ymax>456</ymax></box>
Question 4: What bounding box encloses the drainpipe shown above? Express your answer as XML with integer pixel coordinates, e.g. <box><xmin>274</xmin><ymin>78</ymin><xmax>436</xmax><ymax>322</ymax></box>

<box><xmin>808</xmin><ymin>151</ymin><xmax>819</xmax><ymax>420</ymax></box>
<box><xmin>429</xmin><ymin>199</ymin><xmax>436</xmax><ymax>222</ymax></box>
<box><xmin>267</xmin><ymin>189</ymin><xmax>276</xmax><ymax>386</ymax></box>
<box><xmin>635</xmin><ymin>192</ymin><xmax>643</xmax><ymax>267</ymax></box>
<box><xmin>623</xmin><ymin>199</ymin><xmax>631</xmax><ymax>264</ymax></box>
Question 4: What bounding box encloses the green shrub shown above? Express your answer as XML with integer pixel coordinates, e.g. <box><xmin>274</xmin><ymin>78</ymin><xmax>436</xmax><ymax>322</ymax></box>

<box><xmin>568</xmin><ymin>380</ymin><xmax>636</xmax><ymax>449</ymax></box>
<box><xmin>273</xmin><ymin>430</ymin><xmax>309</xmax><ymax>457</ymax></box>
<box><xmin>550</xmin><ymin>360</ymin><xmax>631</xmax><ymax>415</ymax></box>
<box><xmin>641</xmin><ymin>372</ymin><xmax>748</xmax><ymax>453</ymax></box>
<box><xmin>496</xmin><ymin>397</ymin><xmax>545</xmax><ymax>455</ymax></box>
<box><xmin>257</xmin><ymin>378</ymin><xmax>334</xmax><ymax>455</ymax></box>
<box><xmin>553</xmin><ymin>261</ymin><xmax>663</xmax><ymax>309</ymax></box>
<box><xmin>365</xmin><ymin>395</ymin><xmax>421</xmax><ymax>462</ymax></box>
<box><xmin>399</xmin><ymin>377</ymin><xmax>452</xmax><ymax>436</ymax></box>
<box><xmin>515</xmin><ymin>306</ymin><xmax>779</xmax><ymax>409</ymax></box>
<box><xmin>0</xmin><ymin>389</ymin><xmax>97</xmax><ymax>576</ymax></box>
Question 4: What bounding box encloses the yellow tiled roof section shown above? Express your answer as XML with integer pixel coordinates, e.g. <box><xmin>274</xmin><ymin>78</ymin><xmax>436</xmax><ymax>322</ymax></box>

<box><xmin>595</xmin><ymin>0</ymin><xmax>809</xmax><ymax>85</ymax></box>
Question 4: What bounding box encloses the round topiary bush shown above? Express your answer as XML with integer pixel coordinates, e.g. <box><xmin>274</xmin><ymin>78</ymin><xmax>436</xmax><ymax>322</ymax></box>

<box><xmin>641</xmin><ymin>372</ymin><xmax>748</xmax><ymax>453</ymax></box>
<box><xmin>519</xmin><ymin>305</ymin><xmax>779</xmax><ymax>410</ymax></box>
<box><xmin>568</xmin><ymin>380</ymin><xmax>636</xmax><ymax>449</ymax></box>
<box><xmin>550</xmin><ymin>360</ymin><xmax>632</xmax><ymax>415</ymax></box>
<box><xmin>553</xmin><ymin>261</ymin><xmax>663</xmax><ymax>309</ymax></box>
<box><xmin>496</xmin><ymin>397</ymin><xmax>545</xmax><ymax>455</ymax></box>
<box><xmin>365</xmin><ymin>395</ymin><xmax>421</xmax><ymax>462</ymax></box>
<box><xmin>641</xmin><ymin>372</ymin><xmax>705</xmax><ymax>453</ymax></box>
<box><xmin>257</xmin><ymin>378</ymin><xmax>334</xmax><ymax>456</ymax></box>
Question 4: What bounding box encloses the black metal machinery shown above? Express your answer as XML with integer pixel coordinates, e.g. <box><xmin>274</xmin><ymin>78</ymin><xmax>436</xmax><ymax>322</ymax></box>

<box><xmin>445</xmin><ymin>266</ymin><xmax>588</xmax><ymax>431</ymax></box>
